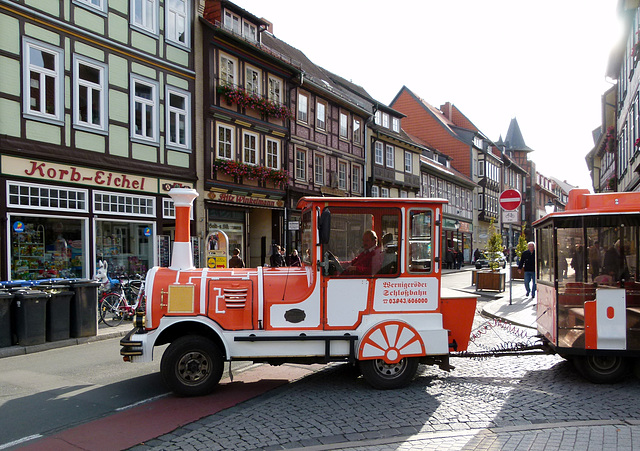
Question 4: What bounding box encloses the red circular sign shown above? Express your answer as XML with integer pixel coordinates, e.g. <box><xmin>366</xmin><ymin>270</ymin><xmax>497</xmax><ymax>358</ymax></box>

<box><xmin>499</xmin><ymin>189</ymin><xmax>522</xmax><ymax>211</ymax></box>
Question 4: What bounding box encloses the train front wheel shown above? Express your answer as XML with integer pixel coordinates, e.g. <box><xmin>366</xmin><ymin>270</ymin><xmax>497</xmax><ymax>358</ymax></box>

<box><xmin>360</xmin><ymin>357</ymin><xmax>419</xmax><ymax>389</ymax></box>
<box><xmin>573</xmin><ymin>355</ymin><xmax>628</xmax><ymax>384</ymax></box>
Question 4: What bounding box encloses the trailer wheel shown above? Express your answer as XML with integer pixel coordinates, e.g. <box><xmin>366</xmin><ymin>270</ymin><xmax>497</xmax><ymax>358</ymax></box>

<box><xmin>573</xmin><ymin>355</ymin><xmax>628</xmax><ymax>384</ymax></box>
<box><xmin>161</xmin><ymin>335</ymin><xmax>224</xmax><ymax>396</ymax></box>
<box><xmin>360</xmin><ymin>357</ymin><xmax>419</xmax><ymax>389</ymax></box>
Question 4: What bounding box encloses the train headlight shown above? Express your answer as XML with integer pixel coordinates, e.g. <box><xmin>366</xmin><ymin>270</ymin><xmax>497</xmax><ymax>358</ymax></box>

<box><xmin>134</xmin><ymin>312</ymin><xmax>146</xmax><ymax>328</ymax></box>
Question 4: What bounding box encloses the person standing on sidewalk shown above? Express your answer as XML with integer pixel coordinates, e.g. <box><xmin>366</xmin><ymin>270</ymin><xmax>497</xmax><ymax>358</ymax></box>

<box><xmin>518</xmin><ymin>241</ymin><xmax>536</xmax><ymax>297</ymax></box>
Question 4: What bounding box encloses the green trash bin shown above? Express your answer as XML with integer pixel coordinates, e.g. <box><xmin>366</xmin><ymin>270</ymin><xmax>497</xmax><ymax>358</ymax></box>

<box><xmin>0</xmin><ymin>290</ymin><xmax>14</xmax><ymax>347</ymax></box>
<box><xmin>68</xmin><ymin>280</ymin><xmax>100</xmax><ymax>338</ymax></box>
<box><xmin>43</xmin><ymin>287</ymin><xmax>73</xmax><ymax>342</ymax></box>
<box><xmin>12</xmin><ymin>289</ymin><xmax>48</xmax><ymax>346</ymax></box>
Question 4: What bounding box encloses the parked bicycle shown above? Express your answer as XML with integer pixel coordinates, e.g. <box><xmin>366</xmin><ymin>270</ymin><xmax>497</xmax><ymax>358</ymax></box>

<box><xmin>99</xmin><ymin>275</ymin><xmax>145</xmax><ymax>327</ymax></box>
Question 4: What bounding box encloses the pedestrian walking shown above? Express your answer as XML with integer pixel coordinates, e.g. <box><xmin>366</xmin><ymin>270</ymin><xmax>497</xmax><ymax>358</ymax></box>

<box><xmin>228</xmin><ymin>248</ymin><xmax>245</xmax><ymax>268</ymax></box>
<box><xmin>518</xmin><ymin>241</ymin><xmax>536</xmax><ymax>297</ymax></box>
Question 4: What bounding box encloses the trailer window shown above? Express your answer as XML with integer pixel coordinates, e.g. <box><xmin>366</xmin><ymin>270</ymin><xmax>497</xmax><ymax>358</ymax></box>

<box><xmin>408</xmin><ymin>210</ymin><xmax>432</xmax><ymax>273</ymax></box>
<box><xmin>537</xmin><ymin>225</ymin><xmax>554</xmax><ymax>283</ymax></box>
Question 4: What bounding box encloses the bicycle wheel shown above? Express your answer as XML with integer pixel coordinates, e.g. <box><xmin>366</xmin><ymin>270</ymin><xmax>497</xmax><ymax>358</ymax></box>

<box><xmin>100</xmin><ymin>293</ymin><xmax>126</xmax><ymax>327</ymax></box>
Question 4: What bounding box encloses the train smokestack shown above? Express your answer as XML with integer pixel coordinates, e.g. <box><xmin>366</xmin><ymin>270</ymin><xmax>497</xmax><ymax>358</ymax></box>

<box><xmin>168</xmin><ymin>188</ymin><xmax>199</xmax><ymax>270</ymax></box>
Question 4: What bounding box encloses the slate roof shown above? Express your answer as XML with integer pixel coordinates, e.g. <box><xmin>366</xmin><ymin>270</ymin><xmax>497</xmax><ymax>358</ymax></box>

<box><xmin>504</xmin><ymin>118</ymin><xmax>534</xmax><ymax>152</ymax></box>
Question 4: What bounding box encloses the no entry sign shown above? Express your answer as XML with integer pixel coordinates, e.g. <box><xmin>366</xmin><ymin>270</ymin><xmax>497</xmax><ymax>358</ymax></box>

<box><xmin>499</xmin><ymin>189</ymin><xmax>522</xmax><ymax>211</ymax></box>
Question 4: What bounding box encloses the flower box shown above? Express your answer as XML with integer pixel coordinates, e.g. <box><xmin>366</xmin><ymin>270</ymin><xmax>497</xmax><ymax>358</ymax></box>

<box><xmin>476</xmin><ymin>270</ymin><xmax>506</xmax><ymax>292</ymax></box>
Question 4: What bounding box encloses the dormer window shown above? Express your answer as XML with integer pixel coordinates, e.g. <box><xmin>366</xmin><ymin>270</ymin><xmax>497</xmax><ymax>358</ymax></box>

<box><xmin>392</xmin><ymin>117</ymin><xmax>400</xmax><ymax>133</ymax></box>
<box><xmin>473</xmin><ymin>136</ymin><xmax>483</xmax><ymax>148</ymax></box>
<box><xmin>374</xmin><ymin>110</ymin><xmax>381</xmax><ymax>125</ymax></box>
<box><xmin>243</xmin><ymin>21</ymin><xmax>257</xmax><ymax>41</ymax></box>
<box><xmin>223</xmin><ymin>10</ymin><xmax>241</xmax><ymax>34</ymax></box>
<box><xmin>382</xmin><ymin>113</ymin><xmax>389</xmax><ymax>128</ymax></box>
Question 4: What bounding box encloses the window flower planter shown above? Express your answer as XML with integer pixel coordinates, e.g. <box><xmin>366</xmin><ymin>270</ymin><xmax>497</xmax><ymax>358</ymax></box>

<box><xmin>216</xmin><ymin>84</ymin><xmax>294</xmax><ymax>120</ymax></box>
<box><xmin>213</xmin><ymin>159</ymin><xmax>288</xmax><ymax>187</ymax></box>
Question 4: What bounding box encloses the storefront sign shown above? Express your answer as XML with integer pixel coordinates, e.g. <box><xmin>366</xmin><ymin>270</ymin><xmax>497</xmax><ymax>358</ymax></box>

<box><xmin>13</xmin><ymin>221</ymin><xmax>25</xmax><ymax>233</ymax></box>
<box><xmin>208</xmin><ymin>191</ymin><xmax>284</xmax><ymax>208</ymax></box>
<box><xmin>2</xmin><ymin>155</ymin><xmax>157</xmax><ymax>193</ymax></box>
<box><xmin>288</xmin><ymin>221</ymin><xmax>300</xmax><ymax>231</ymax></box>
<box><xmin>160</xmin><ymin>180</ymin><xmax>193</xmax><ymax>192</ymax></box>
<box><xmin>143</xmin><ymin>227</ymin><xmax>152</xmax><ymax>237</ymax></box>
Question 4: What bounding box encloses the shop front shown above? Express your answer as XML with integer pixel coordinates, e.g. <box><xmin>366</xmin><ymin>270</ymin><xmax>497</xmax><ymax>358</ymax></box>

<box><xmin>206</xmin><ymin>191</ymin><xmax>285</xmax><ymax>268</ymax></box>
<box><xmin>2</xmin><ymin>155</ymin><xmax>192</xmax><ymax>281</ymax></box>
<box><xmin>442</xmin><ymin>218</ymin><xmax>473</xmax><ymax>267</ymax></box>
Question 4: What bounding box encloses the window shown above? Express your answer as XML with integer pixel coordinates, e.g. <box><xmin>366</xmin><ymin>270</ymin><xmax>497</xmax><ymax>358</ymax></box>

<box><xmin>375</xmin><ymin>142</ymin><xmax>384</xmax><ymax>165</ymax></box>
<box><xmin>295</xmin><ymin>148</ymin><xmax>306</xmax><ymax>180</ymax></box>
<box><xmin>245</xmin><ymin>66</ymin><xmax>260</xmax><ymax>95</ymax></box>
<box><xmin>392</xmin><ymin>117</ymin><xmax>400</xmax><ymax>133</ymax></box>
<box><xmin>353</xmin><ymin>119</ymin><xmax>361</xmax><ymax>144</ymax></box>
<box><xmin>478</xmin><ymin>193</ymin><xmax>484</xmax><ymax>210</ymax></box>
<box><xmin>94</xmin><ymin>190</ymin><xmax>155</xmax><ymax>216</ymax></box>
<box><xmin>371</xmin><ymin>185</ymin><xmax>379</xmax><ymax>197</ymax></box>
<box><xmin>131</xmin><ymin>0</ymin><xmax>157</xmax><ymax>33</ymax></box>
<box><xmin>374</xmin><ymin>111</ymin><xmax>381</xmax><ymax>125</ymax></box>
<box><xmin>162</xmin><ymin>198</ymin><xmax>175</xmax><ymax>218</ymax></box>
<box><xmin>338</xmin><ymin>161</ymin><xmax>347</xmax><ymax>190</ymax></box>
<box><xmin>268</xmin><ymin>76</ymin><xmax>281</xmax><ymax>103</ymax></box>
<box><xmin>408</xmin><ymin>210</ymin><xmax>432</xmax><ymax>273</ymax></box>
<box><xmin>243</xmin><ymin>131</ymin><xmax>258</xmax><ymax>165</ymax></box>
<box><xmin>314</xmin><ymin>155</ymin><xmax>324</xmax><ymax>185</ymax></box>
<box><xmin>352</xmin><ymin>165</ymin><xmax>361</xmax><ymax>193</ymax></box>
<box><xmin>316</xmin><ymin>101</ymin><xmax>326</xmax><ymax>130</ymax></box>
<box><xmin>400</xmin><ymin>191</ymin><xmax>408</xmax><ymax>198</ymax></box>
<box><xmin>166</xmin><ymin>87</ymin><xmax>190</xmax><ymax>149</ymax></box>
<box><xmin>217</xmin><ymin>124</ymin><xmax>234</xmax><ymax>159</ymax></box>
<box><xmin>381</xmin><ymin>187</ymin><xmax>390</xmax><ymax>198</ymax></box>
<box><xmin>266</xmin><ymin>138</ymin><xmax>279</xmax><ymax>169</ymax></box>
<box><xmin>23</xmin><ymin>39</ymin><xmax>63</xmax><ymax>121</ymax></box>
<box><xmin>166</xmin><ymin>0</ymin><xmax>189</xmax><ymax>46</ymax></box>
<box><xmin>382</xmin><ymin>113</ymin><xmax>389</xmax><ymax>128</ymax></box>
<box><xmin>8</xmin><ymin>181</ymin><xmax>88</xmax><ymax>212</ymax></box>
<box><xmin>223</xmin><ymin>10</ymin><xmax>241</xmax><ymax>34</ymax></box>
<box><xmin>386</xmin><ymin>145</ymin><xmax>394</xmax><ymax>168</ymax></box>
<box><xmin>219</xmin><ymin>53</ymin><xmax>236</xmax><ymax>86</ymax></box>
<box><xmin>242</xmin><ymin>20</ymin><xmax>257</xmax><ymax>41</ymax></box>
<box><xmin>130</xmin><ymin>76</ymin><xmax>158</xmax><ymax>142</ymax></box>
<box><xmin>75</xmin><ymin>0</ymin><xmax>105</xmax><ymax>11</ymax></box>
<box><xmin>478</xmin><ymin>160</ymin><xmax>485</xmax><ymax>177</ymax></box>
<box><xmin>340</xmin><ymin>112</ymin><xmax>348</xmax><ymax>138</ymax></box>
<box><xmin>297</xmin><ymin>93</ymin><xmax>308</xmax><ymax>122</ymax></box>
<box><xmin>404</xmin><ymin>151</ymin><xmax>412</xmax><ymax>173</ymax></box>
<box><xmin>73</xmin><ymin>56</ymin><xmax>107</xmax><ymax>130</ymax></box>
<box><xmin>473</xmin><ymin>136</ymin><xmax>483</xmax><ymax>148</ymax></box>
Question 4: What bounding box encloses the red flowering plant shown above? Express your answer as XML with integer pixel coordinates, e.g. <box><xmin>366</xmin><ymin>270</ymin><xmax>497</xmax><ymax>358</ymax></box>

<box><xmin>214</xmin><ymin>159</ymin><xmax>288</xmax><ymax>187</ymax></box>
<box><xmin>217</xmin><ymin>84</ymin><xmax>294</xmax><ymax>120</ymax></box>
<box><xmin>635</xmin><ymin>137</ymin><xmax>640</xmax><ymax>148</ymax></box>
<box><xmin>605</xmin><ymin>126</ymin><xmax>617</xmax><ymax>153</ymax></box>
<box><xmin>607</xmin><ymin>176</ymin><xmax>617</xmax><ymax>191</ymax></box>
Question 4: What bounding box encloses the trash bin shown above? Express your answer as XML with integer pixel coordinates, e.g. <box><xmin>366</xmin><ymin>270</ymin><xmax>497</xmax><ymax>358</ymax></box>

<box><xmin>12</xmin><ymin>289</ymin><xmax>48</xmax><ymax>346</ymax></box>
<box><xmin>68</xmin><ymin>280</ymin><xmax>100</xmax><ymax>338</ymax></box>
<box><xmin>0</xmin><ymin>290</ymin><xmax>14</xmax><ymax>347</ymax></box>
<box><xmin>44</xmin><ymin>287</ymin><xmax>73</xmax><ymax>341</ymax></box>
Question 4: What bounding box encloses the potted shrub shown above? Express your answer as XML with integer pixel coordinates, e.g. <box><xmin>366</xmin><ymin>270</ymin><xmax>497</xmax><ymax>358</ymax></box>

<box><xmin>476</xmin><ymin>218</ymin><xmax>506</xmax><ymax>292</ymax></box>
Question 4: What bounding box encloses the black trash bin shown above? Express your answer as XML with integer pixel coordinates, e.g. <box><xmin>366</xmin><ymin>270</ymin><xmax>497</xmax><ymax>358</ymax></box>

<box><xmin>0</xmin><ymin>290</ymin><xmax>14</xmax><ymax>347</ymax></box>
<box><xmin>68</xmin><ymin>280</ymin><xmax>100</xmax><ymax>338</ymax></box>
<box><xmin>44</xmin><ymin>287</ymin><xmax>73</xmax><ymax>341</ymax></box>
<box><xmin>12</xmin><ymin>289</ymin><xmax>48</xmax><ymax>346</ymax></box>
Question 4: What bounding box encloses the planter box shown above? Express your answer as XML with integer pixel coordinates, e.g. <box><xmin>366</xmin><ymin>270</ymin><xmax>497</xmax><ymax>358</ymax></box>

<box><xmin>476</xmin><ymin>270</ymin><xmax>506</xmax><ymax>292</ymax></box>
<box><xmin>471</xmin><ymin>269</ymin><xmax>479</xmax><ymax>286</ymax></box>
<box><xmin>511</xmin><ymin>266</ymin><xmax>524</xmax><ymax>280</ymax></box>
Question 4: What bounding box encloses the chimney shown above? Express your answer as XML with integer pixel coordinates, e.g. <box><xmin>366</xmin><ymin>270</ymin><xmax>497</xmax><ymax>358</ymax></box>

<box><xmin>440</xmin><ymin>102</ymin><xmax>453</xmax><ymax>120</ymax></box>
<box><xmin>261</xmin><ymin>18</ymin><xmax>273</xmax><ymax>33</ymax></box>
<box><xmin>168</xmin><ymin>188</ymin><xmax>199</xmax><ymax>270</ymax></box>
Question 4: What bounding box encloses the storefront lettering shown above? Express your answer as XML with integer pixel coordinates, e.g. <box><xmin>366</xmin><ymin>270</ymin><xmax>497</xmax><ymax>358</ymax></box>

<box><xmin>209</xmin><ymin>191</ymin><xmax>283</xmax><ymax>208</ymax></box>
<box><xmin>23</xmin><ymin>160</ymin><xmax>146</xmax><ymax>191</ymax></box>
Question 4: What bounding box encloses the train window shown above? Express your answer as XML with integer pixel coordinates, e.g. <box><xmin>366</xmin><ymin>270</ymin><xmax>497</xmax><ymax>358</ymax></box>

<box><xmin>408</xmin><ymin>210</ymin><xmax>432</xmax><ymax>273</ymax></box>
<box><xmin>300</xmin><ymin>210</ymin><xmax>312</xmax><ymax>265</ymax></box>
<box><xmin>537</xmin><ymin>226</ymin><xmax>554</xmax><ymax>284</ymax></box>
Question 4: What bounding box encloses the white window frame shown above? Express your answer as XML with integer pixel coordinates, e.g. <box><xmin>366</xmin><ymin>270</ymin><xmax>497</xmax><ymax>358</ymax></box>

<box><xmin>268</xmin><ymin>76</ymin><xmax>282</xmax><ymax>104</ymax></box>
<box><xmin>386</xmin><ymin>145</ymin><xmax>394</xmax><ymax>168</ymax></box>
<box><xmin>242</xmin><ymin>130</ymin><xmax>258</xmax><ymax>165</ymax></box>
<box><xmin>219</xmin><ymin>53</ymin><xmax>237</xmax><ymax>87</ymax></box>
<box><xmin>374</xmin><ymin>111</ymin><xmax>381</xmax><ymax>125</ymax></box>
<box><xmin>400</xmin><ymin>190</ymin><xmax>408</xmax><ymax>198</ymax></box>
<box><xmin>352</xmin><ymin>164</ymin><xmax>361</xmax><ymax>193</ymax></box>
<box><xmin>404</xmin><ymin>151</ymin><xmax>412</xmax><ymax>173</ymax></box>
<box><xmin>131</xmin><ymin>0</ymin><xmax>158</xmax><ymax>35</ymax></box>
<box><xmin>297</xmin><ymin>93</ymin><xmax>308</xmax><ymax>123</ymax></box>
<box><xmin>216</xmin><ymin>123</ymin><xmax>234</xmax><ymax>160</ymax></box>
<box><xmin>166</xmin><ymin>0</ymin><xmax>190</xmax><ymax>48</ymax></box>
<box><xmin>23</xmin><ymin>38</ymin><xmax>64</xmax><ymax>123</ymax></box>
<box><xmin>223</xmin><ymin>10</ymin><xmax>241</xmax><ymax>34</ymax></box>
<box><xmin>245</xmin><ymin>65</ymin><xmax>260</xmax><ymax>95</ymax></box>
<box><xmin>314</xmin><ymin>154</ymin><xmax>324</xmax><ymax>185</ymax></box>
<box><xmin>382</xmin><ymin>113</ymin><xmax>389</xmax><ymax>128</ymax></box>
<box><xmin>478</xmin><ymin>160</ymin><xmax>485</xmax><ymax>177</ymax></box>
<box><xmin>266</xmin><ymin>138</ymin><xmax>280</xmax><ymax>169</ymax></box>
<box><xmin>73</xmin><ymin>0</ymin><xmax>106</xmax><ymax>13</ymax></box>
<box><xmin>7</xmin><ymin>181</ymin><xmax>88</xmax><ymax>213</ymax></box>
<box><xmin>338</xmin><ymin>161</ymin><xmax>347</xmax><ymax>190</ymax></box>
<box><xmin>162</xmin><ymin>198</ymin><xmax>175</xmax><ymax>219</ymax></box>
<box><xmin>339</xmin><ymin>112</ymin><xmax>348</xmax><ymax>138</ymax></box>
<box><xmin>375</xmin><ymin>141</ymin><xmax>384</xmax><ymax>165</ymax></box>
<box><xmin>295</xmin><ymin>148</ymin><xmax>307</xmax><ymax>181</ymax></box>
<box><xmin>353</xmin><ymin>119</ymin><xmax>361</xmax><ymax>144</ymax></box>
<box><xmin>371</xmin><ymin>185</ymin><xmax>379</xmax><ymax>197</ymax></box>
<box><xmin>93</xmin><ymin>190</ymin><xmax>156</xmax><ymax>217</ymax></box>
<box><xmin>166</xmin><ymin>86</ymin><xmax>191</xmax><ymax>151</ymax></box>
<box><xmin>242</xmin><ymin>20</ymin><xmax>257</xmax><ymax>41</ymax></box>
<box><xmin>392</xmin><ymin>117</ymin><xmax>400</xmax><ymax>133</ymax></box>
<box><xmin>130</xmin><ymin>75</ymin><xmax>158</xmax><ymax>143</ymax></box>
<box><xmin>316</xmin><ymin>101</ymin><xmax>326</xmax><ymax>130</ymax></box>
<box><xmin>73</xmin><ymin>55</ymin><xmax>108</xmax><ymax>132</ymax></box>
<box><xmin>381</xmin><ymin>187</ymin><xmax>390</xmax><ymax>198</ymax></box>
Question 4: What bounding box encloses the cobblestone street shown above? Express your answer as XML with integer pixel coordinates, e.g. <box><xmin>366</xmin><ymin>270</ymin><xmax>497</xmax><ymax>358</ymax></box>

<box><xmin>132</xmin><ymin>313</ymin><xmax>640</xmax><ymax>450</ymax></box>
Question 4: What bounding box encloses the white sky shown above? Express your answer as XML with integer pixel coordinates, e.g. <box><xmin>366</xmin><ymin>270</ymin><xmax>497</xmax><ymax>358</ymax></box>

<box><xmin>233</xmin><ymin>0</ymin><xmax>623</xmax><ymax>191</ymax></box>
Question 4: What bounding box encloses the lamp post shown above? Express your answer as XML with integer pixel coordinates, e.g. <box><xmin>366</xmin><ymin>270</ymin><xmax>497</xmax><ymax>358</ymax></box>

<box><xmin>544</xmin><ymin>200</ymin><xmax>555</xmax><ymax>215</ymax></box>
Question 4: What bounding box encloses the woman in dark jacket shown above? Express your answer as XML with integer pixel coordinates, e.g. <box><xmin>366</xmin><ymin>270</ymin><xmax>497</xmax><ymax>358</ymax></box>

<box><xmin>270</xmin><ymin>244</ymin><xmax>285</xmax><ymax>267</ymax></box>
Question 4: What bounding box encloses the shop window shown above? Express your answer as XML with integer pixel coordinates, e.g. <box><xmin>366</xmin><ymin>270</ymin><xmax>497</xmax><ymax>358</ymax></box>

<box><xmin>93</xmin><ymin>191</ymin><xmax>155</xmax><ymax>216</ymax></box>
<box><xmin>96</xmin><ymin>220</ymin><xmax>153</xmax><ymax>276</ymax></box>
<box><xmin>8</xmin><ymin>181</ymin><xmax>88</xmax><ymax>212</ymax></box>
<box><xmin>10</xmin><ymin>215</ymin><xmax>87</xmax><ymax>280</ymax></box>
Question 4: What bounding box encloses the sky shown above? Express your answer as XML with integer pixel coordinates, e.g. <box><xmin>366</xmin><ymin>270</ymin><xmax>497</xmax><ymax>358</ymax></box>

<box><xmin>232</xmin><ymin>0</ymin><xmax>623</xmax><ymax>191</ymax></box>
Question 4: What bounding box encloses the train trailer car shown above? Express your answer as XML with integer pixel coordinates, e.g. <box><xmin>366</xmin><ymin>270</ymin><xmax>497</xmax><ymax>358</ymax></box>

<box><xmin>120</xmin><ymin>189</ymin><xmax>477</xmax><ymax>396</ymax></box>
<box><xmin>535</xmin><ymin>189</ymin><xmax>640</xmax><ymax>383</ymax></box>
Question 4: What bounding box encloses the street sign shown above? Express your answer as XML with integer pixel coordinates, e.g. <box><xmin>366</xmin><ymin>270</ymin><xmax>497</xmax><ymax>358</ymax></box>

<box><xmin>499</xmin><ymin>189</ymin><xmax>522</xmax><ymax>211</ymax></box>
<box><xmin>502</xmin><ymin>210</ymin><xmax>518</xmax><ymax>223</ymax></box>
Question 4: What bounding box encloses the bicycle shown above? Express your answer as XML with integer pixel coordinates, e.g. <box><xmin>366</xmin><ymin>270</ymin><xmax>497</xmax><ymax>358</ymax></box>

<box><xmin>99</xmin><ymin>275</ymin><xmax>145</xmax><ymax>327</ymax></box>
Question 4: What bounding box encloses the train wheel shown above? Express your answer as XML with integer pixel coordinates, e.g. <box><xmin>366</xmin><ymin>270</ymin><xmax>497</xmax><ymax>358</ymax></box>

<box><xmin>161</xmin><ymin>335</ymin><xmax>224</xmax><ymax>396</ymax></box>
<box><xmin>360</xmin><ymin>357</ymin><xmax>419</xmax><ymax>389</ymax></box>
<box><xmin>573</xmin><ymin>355</ymin><xmax>628</xmax><ymax>384</ymax></box>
